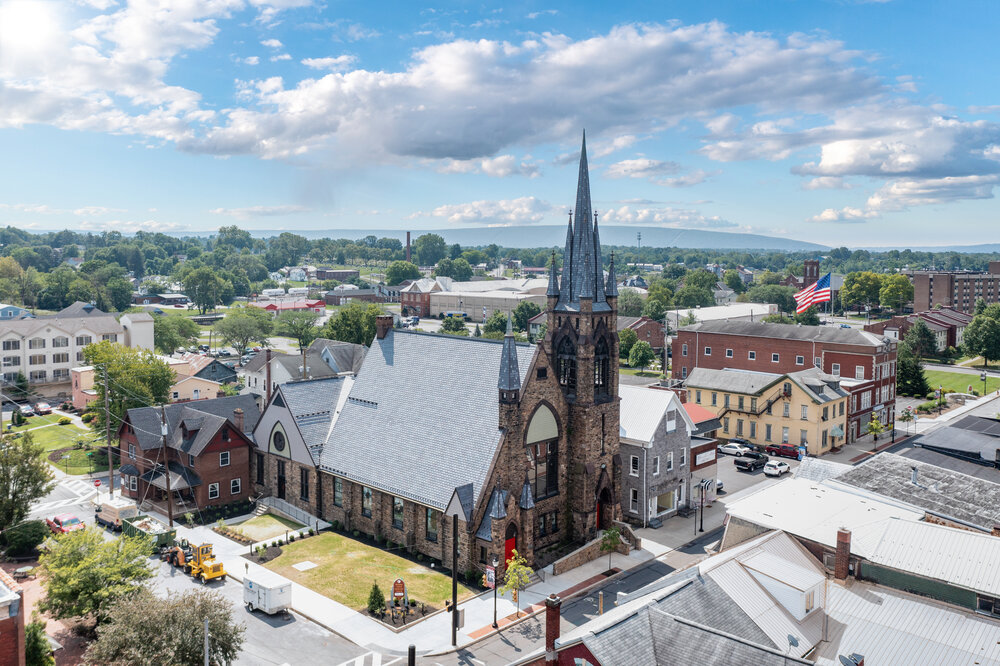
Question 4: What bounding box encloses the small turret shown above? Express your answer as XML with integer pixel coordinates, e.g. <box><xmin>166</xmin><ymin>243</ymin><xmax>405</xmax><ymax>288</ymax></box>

<box><xmin>498</xmin><ymin>315</ymin><xmax>520</xmax><ymax>406</ymax></box>
<box><xmin>546</xmin><ymin>251</ymin><xmax>559</xmax><ymax>298</ymax></box>
<box><xmin>605</xmin><ymin>251</ymin><xmax>619</xmax><ymax>298</ymax></box>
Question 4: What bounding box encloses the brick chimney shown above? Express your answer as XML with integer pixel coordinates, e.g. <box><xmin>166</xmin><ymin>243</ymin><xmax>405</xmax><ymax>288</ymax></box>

<box><xmin>545</xmin><ymin>594</ymin><xmax>561</xmax><ymax>666</ymax></box>
<box><xmin>376</xmin><ymin>315</ymin><xmax>393</xmax><ymax>340</ymax></box>
<box><xmin>233</xmin><ymin>408</ymin><xmax>244</xmax><ymax>433</ymax></box>
<box><xmin>265</xmin><ymin>348</ymin><xmax>273</xmax><ymax>403</ymax></box>
<box><xmin>835</xmin><ymin>528</ymin><xmax>851</xmax><ymax>581</ymax></box>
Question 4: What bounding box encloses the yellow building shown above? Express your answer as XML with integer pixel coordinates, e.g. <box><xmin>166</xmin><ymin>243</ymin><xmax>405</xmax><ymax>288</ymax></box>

<box><xmin>685</xmin><ymin>367</ymin><xmax>848</xmax><ymax>456</ymax></box>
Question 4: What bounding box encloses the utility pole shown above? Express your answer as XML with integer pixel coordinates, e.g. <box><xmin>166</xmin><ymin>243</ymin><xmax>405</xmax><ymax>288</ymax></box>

<box><xmin>160</xmin><ymin>405</ymin><xmax>174</xmax><ymax>527</ymax></box>
<box><xmin>203</xmin><ymin>617</ymin><xmax>210</xmax><ymax>666</ymax></box>
<box><xmin>103</xmin><ymin>365</ymin><xmax>114</xmax><ymax>497</ymax></box>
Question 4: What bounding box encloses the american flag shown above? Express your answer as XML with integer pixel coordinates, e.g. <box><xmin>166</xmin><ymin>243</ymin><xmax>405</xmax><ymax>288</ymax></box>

<box><xmin>794</xmin><ymin>272</ymin><xmax>832</xmax><ymax>313</ymax></box>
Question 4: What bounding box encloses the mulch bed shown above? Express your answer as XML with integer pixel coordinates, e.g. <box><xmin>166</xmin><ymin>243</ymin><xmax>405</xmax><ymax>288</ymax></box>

<box><xmin>243</xmin><ymin>546</ymin><xmax>283</xmax><ymax>564</ymax></box>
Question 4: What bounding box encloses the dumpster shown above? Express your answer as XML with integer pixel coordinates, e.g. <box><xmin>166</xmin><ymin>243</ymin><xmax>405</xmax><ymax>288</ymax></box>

<box><xmin>121</xmin><ymin>515</ymin><xmax>177</xmax><ymax>552</ymax></box>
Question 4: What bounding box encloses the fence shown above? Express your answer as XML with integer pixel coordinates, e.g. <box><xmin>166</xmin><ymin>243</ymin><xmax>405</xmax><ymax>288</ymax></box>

<box><xmin>258</xmin><ymin>496</ymin><xmax>331</xmax><ymax>532</ymax></box>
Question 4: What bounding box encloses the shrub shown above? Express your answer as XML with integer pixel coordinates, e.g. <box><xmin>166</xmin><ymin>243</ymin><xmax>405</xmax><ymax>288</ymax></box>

<box><xmin>57</xmin><ymin>417</ymin><xmax>72</xmax><ymax>426</ymax></box>
<box><xmin>352</xmin><ymin>530</ymin><xmax>360</xmax><ymax>538</ymax></box>
<box><xmin>332</xmin><ymin>520</ymin><xmax>341</xmax><ymax>531</ymax></box>
<box><xmin>367</xmin><ymin>581</ymin><xmax>386</xmax><ymax>615</ymax></box>
<box><xmin>308</xmin><ymin>528</ymin><xmax>315</xmax><ymax>536</ymax></box>
<box><xmin>3</xmin><ymin>520</ymin><xmax>48</xmax><ymax>557</ymax></box>
<box><xmin>417</xmin><ymin>553</ymin><xmax>424</xmax><ymax>562</ymax></box>
<box><xmin>289</xmin><ymin>535</ymin><xmax>295</xmax><ymax>543</ymax></box>
<box><xmin>464</xmin><ymin>568</ymin><xmax>481</xmax><ymax>587</ymax></box>
<box><xmin>216</xmin><ymin>518</ymin><xmax>226</xmax><ymax>530</ymax></box>
<box><xmin>81</xmin><ymin>412</ymin><xmax>96</xmax><ymax>423</ymax></box>
<box><xmin>184</xmin><ymin>512</ymin><xmax>195</xmax><ymax>528</ymax></box>
<box><xmin>271</xmin><ymin>541</ymin><xmax>277</xmax><ymax>548</ymax></box>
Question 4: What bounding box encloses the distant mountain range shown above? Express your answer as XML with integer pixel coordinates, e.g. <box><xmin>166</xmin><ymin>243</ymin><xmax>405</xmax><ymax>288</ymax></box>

<box><xmin>857</xmin><ymin>243</ymin><xmax>1000</xmax><ymax>253</ymax></box>
<box><xmin>171</xmin><ymin>225</ymin><xmax>830</xmax><ymax>252</ymax></box>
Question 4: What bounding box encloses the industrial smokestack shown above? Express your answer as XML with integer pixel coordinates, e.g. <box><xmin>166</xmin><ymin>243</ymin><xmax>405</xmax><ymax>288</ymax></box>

<box><xmin>406</xmin><ymin>231</ymin><xmax>411</xmax><ymax>263</ymax></box>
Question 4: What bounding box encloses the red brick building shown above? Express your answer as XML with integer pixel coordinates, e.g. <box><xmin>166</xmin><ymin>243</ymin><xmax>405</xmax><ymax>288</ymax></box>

<box><xmin>671</xmin><ymin>320</ymin><xmax>896</xmax><ymax>443</ymax></box>
<box><xmin>618</xmin><ymin>315</ymin><xmax>667</xmax><ymax>352</ymax></box>
<box><xmin>399</xmin><ymin>278</ymin><xmax>439</xmax><ymax>317</ymax></box>
<box><xmin>0</xmin><ymin>569</ymin><xmax>24</xmax><ymax>666</ymax></box>
<box><xmin>117</xmin><ymin>395</ymin><xmax>260</xmax><ymax>513</ymax></box>
<box><xmin>864</xmin><ymin>307</ymin><xmax>972</xmax><ymax>351</ymax></box>
<box><xmin>909</xmin><ymin>262</ymin><xmax>1000</xmax><ymax>313</ymax></box>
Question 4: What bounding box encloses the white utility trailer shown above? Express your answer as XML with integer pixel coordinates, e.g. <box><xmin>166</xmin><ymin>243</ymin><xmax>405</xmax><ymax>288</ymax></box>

<box><xmin>243</xmin><ymin>569</ymin><xmax>292</xmax><ymax>615</ymax></box>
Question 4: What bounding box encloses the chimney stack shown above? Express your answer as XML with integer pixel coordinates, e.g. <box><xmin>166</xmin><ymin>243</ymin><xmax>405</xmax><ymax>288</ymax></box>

<box><xmin>835</xmin><ymin>528</ymin><xmax>851</xmax><ymax>581</ymax></box>
<box><xmin>545</xmin><ymin>594</ymin><xmax>562</xmax><ymax>666</ymax></box>
<box><xmin>233</xmin><ymin>408</ymin><xmax>244</xmax><ymax>433</ymax></box>
<box><xmin>376</xmin><ymin>315</ymin><xmax>394</xmax><ymax>340</ymax></box>
<box><xmin>992</xmin><ymin>525</ymin><xmax>1000</xmax><ymax>537</ymax></box>
<box><xmin>265</xmin><ymin>348</ymin><xmax>273</xmax><ymax>403</ymax></box>
<box><xmin>406</xmin><ymin>232</ymin><xmax>411</xmax><ymax>263</ymax></box>
<box><xmin>911</xmin><ymin>466</ymin><xmax>919</xmax><ymax>485</ymax></box>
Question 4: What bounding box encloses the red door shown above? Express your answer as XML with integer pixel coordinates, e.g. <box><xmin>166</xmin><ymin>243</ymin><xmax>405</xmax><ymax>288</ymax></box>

<box><xmin>504</xmin><ymin>523</ymin><xmax>517</xmax><ymax>566</ymax></box>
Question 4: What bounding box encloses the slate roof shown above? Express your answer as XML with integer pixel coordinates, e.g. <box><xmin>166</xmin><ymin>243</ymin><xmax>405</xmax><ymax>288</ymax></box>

<box><xmin>686</xmin><ymin>367</ymin><xmax>846</xmax><ymax>404</ymax></box>
<box><xmin>498</xmin><ymin>317</ymin><xmax>521</xmax><ymax>391</ymax></box>
<box><xmin>278</xmin><ymin>376</ymin><xmax>352</xmax><ymax>461</ymax></box>
<box><xmin>319</xmin><ymin>329</ymin><xmax>534</xmax><ymax>510</ymax></box>
<box><xmin>271</xmin><ymin>353</ymin><xmax>339</xmax><ymax>380</ymax></box>
<box><xmin>308</xmin><ymin>338</ymin><xmax>367</xmax><ymax>374</ymax></box>
<box><xmin>680</xmin><ymin>320</ymin><xmax>891</xmax><ymax>347</ymax></box>
<box><xmin>835</xmin><ymin>451</ymin><xmax>1000</xmax><ymax>531</ymax></box>
<box><xmin>125</xmin><ymin>395</ymin><xmax>260</xmax><ymax>452</ymax></box>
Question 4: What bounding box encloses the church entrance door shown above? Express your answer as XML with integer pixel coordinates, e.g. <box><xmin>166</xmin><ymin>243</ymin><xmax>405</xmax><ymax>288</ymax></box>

<box><xmin>597</xmin><ymin>487</ymin><xmax>613</xmax><ymax>530</ymax></box>
<box><xmin>504</xmin><ymin>523</ymin><xmax>517</xmax><ymax>566</ymax></box>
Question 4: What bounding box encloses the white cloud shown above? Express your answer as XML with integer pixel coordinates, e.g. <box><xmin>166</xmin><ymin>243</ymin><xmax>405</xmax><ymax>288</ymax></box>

<box><xmin>435</xmin><ymin>154</ymin><xmax>539</xmax><ymax>178</ymax></box>
<box><xmin>808</xmin><ymin>207</ymin><xmax>877</xmax><ymax>223</ymax></box>
<box><xmin>301</xmin><ymin>55</ymin><xmax>358</xmax><ymax>71</ymax></box>
<box><xmin>260</xmin><ymin>38</ymin><xmax>283</xmax><ymax>48</ymax></box>
<box><xmin>241</xmin><ymin>56</ymin><xmax>260</xmax><ymax>65</ymax></box>
<box><xmin>600</xmin><ymin>205</ymin><xmax>735</xmax><ymax>228</ymax></box>
<box><xmin>209</xmin><ymin>204</ymin><xmax>310</xmax><ymax>219</ymax></box>
<box><xmin>414</xmin><ymin>197</ymin><xmax>553</xmax><ymax>225</ymax></box>
<box><xmin>76</xmin><ymin>218</ymin><xmax>186</xmax><ymax>232</ymax></box>
<box><xmin>526</xmin><ymin>9</ymin><xmax>558</xmax><ymax>19</ymax></box>
<box><xmin>74</xmin><ymin>205</ymin><xmax>125</xmax><ymax>215</ymax></box>
<box><xmin>605</xmin><ymin>158</ymin><xmax>714</xmax><ymax>187</ymax></box>
<box><xmin>802</xmin><ymin>176</ymin><xmax>851</xmax><ymax>190</ymax></box>
<box><xmin>270</xmin><ymin>53</ymin><xmax>291</xmax><ymax>62</ymax></box>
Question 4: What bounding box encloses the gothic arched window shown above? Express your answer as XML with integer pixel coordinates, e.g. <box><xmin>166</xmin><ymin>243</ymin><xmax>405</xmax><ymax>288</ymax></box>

<box><xmin>556</xmin><ymin>336</ymin><xmax>577</xmax><ymax>395</ymax></box>
<box><xmin>594</xmin><ymin>336</ymin><xmax>610</xmax><ymax>398</ymax></box>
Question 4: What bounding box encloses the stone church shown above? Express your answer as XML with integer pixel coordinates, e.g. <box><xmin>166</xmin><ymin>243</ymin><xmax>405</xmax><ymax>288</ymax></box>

<box><xmin>250</xmin><ymin>133</ymin><xmax>622</xmax><ymax>574</ymax></box>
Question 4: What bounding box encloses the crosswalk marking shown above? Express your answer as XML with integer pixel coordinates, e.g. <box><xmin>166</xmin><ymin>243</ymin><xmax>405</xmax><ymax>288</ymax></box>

<box><xmin>335</xmin><ymin>652</ymin><xmax>403</xmax><ymax>666</ymax></box>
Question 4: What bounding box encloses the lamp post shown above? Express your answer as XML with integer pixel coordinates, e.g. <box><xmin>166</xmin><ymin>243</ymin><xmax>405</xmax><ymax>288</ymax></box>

<box><xmin>699</xmin><ymin>481</ymin><xmax>705</xmax><ymax>533</ymax></box>
<box><xmin>491</xmin><ymin>556</ymin><xmax>499</xmax><ymax>629</ymax></box>
<box><xmin>982</xmin><ymin>371</ymin><xmax>988</xmax><ymax>397</ymax></box>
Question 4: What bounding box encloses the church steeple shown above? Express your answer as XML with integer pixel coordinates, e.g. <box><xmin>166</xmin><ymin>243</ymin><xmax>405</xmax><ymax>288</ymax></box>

<box><xmin>498</xmin><ymin>314</ymin><xmax>520</xmax><ymax>401</ymax></box>
<box><xmin>605</xmin><ymin>251</ymin><xmax>619</xmax><ymax>298</ymax></box>
<box><xmin>546</xmin><ymin>251</ymin><xmax>559</xmax><ymax>298</ymax></box>
<box><xmin>557</xmin><ymin>131</ymin><xmax>609</xmax><ymax>312</ymax></box>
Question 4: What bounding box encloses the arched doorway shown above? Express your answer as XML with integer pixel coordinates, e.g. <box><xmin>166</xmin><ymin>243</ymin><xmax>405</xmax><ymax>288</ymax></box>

<box><xmin>504</xmin><ymin>523</ymin><xmax>518</xmax><ymax>567</ymax></box>
<box><xmin>597</xmin><ymin>487</ymin><xmax>613</xmax><ymax>530</ymax></box>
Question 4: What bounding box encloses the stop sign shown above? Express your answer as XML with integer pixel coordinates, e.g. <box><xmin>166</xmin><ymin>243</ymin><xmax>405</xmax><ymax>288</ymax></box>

<box><xmin>94</xmin><ymin>479</ymin><xmax>102</xmax><ymax>487</ymax></box>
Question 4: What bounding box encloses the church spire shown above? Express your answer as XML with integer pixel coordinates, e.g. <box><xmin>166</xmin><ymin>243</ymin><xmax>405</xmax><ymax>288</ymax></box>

<box><xmin>498</xmin><ymin>314</ymin><xmax>520</xmax><ymax>394</ymax></box>
<box><xmin>606</xmin><ymin>251</ymin><xmax>619</xmax><ymax>298</ymax></box>
<box><xmin>546</xmin><ymin>251</ymin><xmax>559</xmax><ymax>297</ymax></box>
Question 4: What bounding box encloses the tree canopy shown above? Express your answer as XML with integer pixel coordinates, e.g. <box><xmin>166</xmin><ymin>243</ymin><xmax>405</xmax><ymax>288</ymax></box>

<box><xmin>214</xmin><ymin>306</ymin><xmax>274</xmax><ymax>358</ymax></box>
<box><xmin>274</xmin><ymin>309</ymin><xmax>320</xmax><ymax>352</ymax></box>
<box><xmin>152</xmin><ymin>315</ymin><xmax>200</xmax><ymax>354</ymax></box>
<box><xmin>385</xmin><ymin>260</ymin><xmax>421</xmax><ymax>286</ymax></box>
<box><xmin>321</xmin><ymin>302</ymin><xmax>383</xmax><ymax>346</ymax></box>
<box><xmin>0</xmin><ymin>432</ymin><xmax>55</xmax><ymax>541</ymax></box>
<box><xmin>879</xmin><ymin>274</ymin><xmax>914</xmax><ymax>311</ymax></box>
<box><xmin>413</xmin><ymin>234</ymin><xmax>447</xmax><ymax>266</ymax></box>
<box><xmin>841</xmin><ymin>271</ymin><xmax>883</xmax><ymax>311</ymax></box>
<box><xmin>629</xmin><ymin>340</ymin><xmax>656</xmax><ymax>370</ymax></box>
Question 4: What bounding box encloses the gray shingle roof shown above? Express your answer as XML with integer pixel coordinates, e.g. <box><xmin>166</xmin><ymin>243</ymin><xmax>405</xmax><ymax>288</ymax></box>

<box><xmin>272</xmin><ymin>353</ymin><xmax>339</xmax><ymax>379</ymax></box>
<box><xmin>125</xmin><ymin>395</ymin><xmax>260</xmax><ymax>452</ymax></box>
<box><xmin>319</xmin><ymin>330</ymin><xmax>534</xmax><ymax>510</ymax></box>
<box><xmin>686</xmin><ymin>368</ymin><xmax>783</xmax><ymax>395</ymax></box>
<box><xmin>308</xmin><ymin>338</ymin><xmax>367</xmax><ymax>375</ymax></box>
<box><xmin>836</xmin><ymin>451</ymin><xmax>1000</xmax><ymax>531</ymax></box>
<box><xmin>279</xmin><ymin>377</ymin><xmax>351</xmax><ymax>460</ymax></box>
<box><xmin>680</xmin><ymin>319</ymin><xmax>891</xmax><ymax>347</ymax></box>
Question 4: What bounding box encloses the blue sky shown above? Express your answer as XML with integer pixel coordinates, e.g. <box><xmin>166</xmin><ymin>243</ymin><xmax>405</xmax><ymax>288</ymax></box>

<box><xmin>0</xmin><ymin>0</ymin><xmax>998</xmax><ymax>247</ymax></box>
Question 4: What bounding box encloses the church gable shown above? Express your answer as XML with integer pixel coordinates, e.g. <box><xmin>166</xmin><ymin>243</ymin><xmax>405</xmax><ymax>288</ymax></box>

<box><xmin>253</xmin><ymin>387</ymin><xmax>319</xmax><ymax>466</ymax></box>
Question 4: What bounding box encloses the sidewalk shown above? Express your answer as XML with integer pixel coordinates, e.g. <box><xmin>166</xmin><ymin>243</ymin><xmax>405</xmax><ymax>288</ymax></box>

<box><xmin>147</xmin><ymin>510</ymin><xmax>650</xmax><ymax>656</ymax></box>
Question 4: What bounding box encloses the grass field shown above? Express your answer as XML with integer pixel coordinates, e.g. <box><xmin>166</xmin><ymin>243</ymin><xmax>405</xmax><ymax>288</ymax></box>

<box><xmin>235</xmin><ymin>514</ymin><xmax>303</xmax><ymax>541</ymax></box>
<box><xmin>7</xmin><ymin>414</ymin><xmax>63</xmax><ymax>432</ymax></box>
<box><xmin>924</xmin><ymin>369</ymin><xmax>1000</xmax><ymax>395</ymax></box>
<box><xmin>619</xmin><ymin>368</ymin><xmax>663</xmax><ymax>378</ymax></box>
<box><xmin>12</xmin><ymin>420</ymin><xmax>108</xmax><ymax>475</ymax></box>
<box><xmin>265</xmin><ymin>532</ymin><xmax>474</xmax><ymax>611</ymax></box>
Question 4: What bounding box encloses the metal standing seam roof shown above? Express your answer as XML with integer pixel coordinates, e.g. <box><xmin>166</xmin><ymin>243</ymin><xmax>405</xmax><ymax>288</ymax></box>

<box><xmin>685</xmin><ymin>367</ymin><xmax>784</xmax><ymax>395</ymax></box>
<box><xmin>618</xmin><ymin>385</ymin><xmax>694</xmax><ymax>443</ymax></box>
<box><xmin>319</xmin><ymin>330</ymin><xmax>535</xmax><ymax>510</ymax></box>
<box><xmin>679</xmin><ymin>319</ymin><xmax>891</xmax><ymax>347</ymax></box>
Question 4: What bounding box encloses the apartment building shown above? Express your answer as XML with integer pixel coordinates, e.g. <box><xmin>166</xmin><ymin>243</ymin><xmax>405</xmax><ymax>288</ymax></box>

<box><xmin>672</xmin><ymin>320</ymin><xmax>896</xmax><ymax>443</ymax></box>
<box><xmin>910</xmin><ymin>261</ymin><xmax>1000</xmax><ymax>313</ymax></box>
<box><xmin>1</xmin><ymin>302</ymin><xmax>153</xmax><ymax>397</ymax></box>
<box><xmin>685</xmin><ymin>367</ymin><xmax>849</xmax><ymax>456</ymax></box>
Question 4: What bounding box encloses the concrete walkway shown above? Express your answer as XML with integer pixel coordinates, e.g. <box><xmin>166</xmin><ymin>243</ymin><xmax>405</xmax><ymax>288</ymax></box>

<box><xmin>145</xmin><ymin>510</ymin><xmax>650</xmax><ymax>656</ymax></box>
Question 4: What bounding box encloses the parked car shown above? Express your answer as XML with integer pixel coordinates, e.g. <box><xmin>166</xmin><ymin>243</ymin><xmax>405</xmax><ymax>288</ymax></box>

<box><xmin>18</xmin><ymin>404</ymin><xmax>34</xmax><ymax>417</ymax></box>
<box><xmin>717</xmin><ymin>442</ymin><xmax>750</xmax><ymax>457</ymax></box>
<box><xmin>839</xmin><ymin>324</ymin><xmax>852</xmax><ymax>329</ymax></box>
<box><xmin>764</xmin><ymin>444</ymin><xmax>801</xmax><ymax>460</ymax></box>
<box><xmin>764</xmin><ymin>461</ymin><xmax>791</xmax><ymax>477</ymax></box>
<box><xmin>409</xmin><ymin>316</ymin><xmax>420</xmax><ymax>326</ymax></box>
<box><xmin>734</xmin><ymin>452</ymin><xmax>769</xmax><ymax>472</ymax></box>
<box><xmin>46</xmin><ymin>514</ymin><xmax>84</xmax><ymax>534</ymax></box>
<box><xmin>716</xmin><ymin>479</ymin><xmax>725</xmax><ymax>493</ymax></box>
<box><xmin>34</xmin><ymin>402</ymin><xmax>52</xmax><ymax>415</ymax></box>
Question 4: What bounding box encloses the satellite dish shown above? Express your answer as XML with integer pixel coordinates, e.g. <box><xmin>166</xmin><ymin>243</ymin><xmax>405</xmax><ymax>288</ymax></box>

<box><xmin>787</xmin><ymin>635</ymin><xmax>799</xmax><ymax>648</ymax></box>
<box><xmin>839</xmin><ymin>654</ymin><xmax>864</xmax><ymax>666</ymax></box>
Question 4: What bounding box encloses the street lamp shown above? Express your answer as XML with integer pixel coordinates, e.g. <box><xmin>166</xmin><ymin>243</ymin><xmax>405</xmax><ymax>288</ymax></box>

<box><xmin>491</xmin><ymin>556</ymin><xmax>499</xmax><ymax>629</ymax></box>
<box><xmin>982</xmin><ymin>371</ymin><xmax>988</xmax><ymax>397</ymax></box>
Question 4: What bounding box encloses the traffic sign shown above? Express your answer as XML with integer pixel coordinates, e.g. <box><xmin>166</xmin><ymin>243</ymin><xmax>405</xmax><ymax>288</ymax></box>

<box><xmin>94</xmin><ymin>479</ymin><xmax>102</xmax><ymax>487</ymax></box>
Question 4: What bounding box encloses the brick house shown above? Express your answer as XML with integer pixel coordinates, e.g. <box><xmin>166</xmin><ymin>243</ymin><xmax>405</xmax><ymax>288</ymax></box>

<box><xmin>618</xmin><ymin>386</ymin><xmax>695</xmax><ymax>526</ymax></box>
<box><xmin>864</xmin><ymin>307</ymin><xmax>972</xmax><ymax>351</ymax></box>
<box><xmin>176</xmin><ymin>352</ymin><xmax>238</xmax><ymax>385</ymax></box>
<box><xmin>0</xmin><ymin>569</ymin><xmax>24</xmax><ymax>666</ymax></box>
<box><xmin>253</xmin><ymin>134</ymin><xmax>624</xmax><ymax>575</ymax></box>
<box><xmin>617</xmin><ymin>315</ymin><xmax>667</xmax><ymax>352</ymax></box>
<box><xmin>399</xmin><ymin>278</ymin><xmax>442</xmax><ymax>317</ymax></box>
<box><xmin>672</xmin><ymin>320</ymin><xmax>896</xmax><ymax>443</ymax></box>
<box><xmin>117</xmin><ymin>395</ymin><xmax>260</xmax><ymax>514</ymax></box>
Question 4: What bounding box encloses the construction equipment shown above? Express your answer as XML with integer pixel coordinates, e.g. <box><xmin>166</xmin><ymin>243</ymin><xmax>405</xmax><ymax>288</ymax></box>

<box><xmin>180</xmin><ymin>542</ymin><xmax>227</xmax><ymax>584</ymax></box>
<box><xmin>164</xmin><ymin>538</ymin><xmax>193</xmax><ymax>568</ymax></box>
<box><xmin>122</xmin><ymin>515</ymin><xmax>176</xmax><ymax>553</ymax></box>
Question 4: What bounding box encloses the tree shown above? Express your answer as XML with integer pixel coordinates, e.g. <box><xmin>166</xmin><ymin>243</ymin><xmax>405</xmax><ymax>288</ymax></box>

<box><xmin>39</xmin><ymin>528</ymin><xmax>154</xmax><ymax>625</ymax></box>
<box><xmin>617</xmin><ymin>288</ymin><xmax>644</xmax><ymax>317</ymax></box>
<box><xmin>413</xmin><ymin>234</ymin><xmax>447</xmax><ymax>266</ymax></box>
<box><xmin>322</xmin><ymin>302</ymin><xmax>383</xmax><ymax>345</ymax></box>
<box><xmin>275</xmin><ymin>310</ymin><xmax>319</xmax><ymax>352</ymax></box>
<box><xmin>642</xmin><ymin>296</ymin><xmax>669</xmax><ymax>321</ymax></box>
<box><xmin>482</xmin><ymin>311</ymin><xmax>508</xmax><ymax>336</ymax></box>
<box><xmin>618</xmin><ymin>328</ymin><xmax>638</xmax><ymax>359</ymax></box>
<box><xmin>629</xmin><ymin>340</ymin><xmax>655</xmax><ymax>371</ymax></box>
<box><xmin>104</xmin><ymin>276</ymin><xmax>134</xmax><ymax>311</ymax></box>
<box><xmin>85</xmin><ymin>588</ymin><xmax>244</xmax><ymax>665</ymax></box>
<box><xmin>866</xmin><ymin>415</ymin><xmax>885</xmax><ymax>442</ymax></box>
<box><xmin>673</xmin><ymin>286</ymin><xmax>714</xmax><ymax>308</ymax></box>
<box><xmin>793</xmin><ymin>305</ymin><xmax>820</xmax><ymax>326</ymax></box>
<box><xmin>723</xmin><ymin>269</ymin><xmax>745</xmax><ymax>294</ymax></box>
<box><xmin>499</xmin><ymin>549</ymin><xmax>533</xmax><ymax>618</ymax></box>
<box><xmin>4</xmin><ymin>519</ymin><xmax>49</xmax><ymax>557</ymax></box>
<box><xmin>680</xmin><ymin>311</ymin><xmax>699</xmax><ymax>326</ymax></box>
<box><xmin>215</xmin><ymin>307</ymin><xmax>274</xmax><ymax>359</ymax></box>
<box><xmin>898</xmin><ymin>407</ymin><xmax>915</xmax><ymax>434</ymax></box>
<box><xmin>152</xmin><ymin>315</ymin><xmax>200</xmax><ymax>354</ymax></box>
<box><xmin>879</xmin><ymin>274</ymin><xmax>914</xmax><ymax>312</ymax></box>
<box><xmin>744</xmin><ymin>284</ymin><xmax>798</xmax><ymax>313</ymax></box>
<box><xmin>976</xmin><ymin>297</ymin><xmax>988</xmax><ymax>315</ymax></box>
<box><xmin>683</xmin><ymin>269</ymin><xmax>718</xmax><ymax>291</ymax></box>
<box><xmin>216</xmin><ymin>225</ymin><xmax>253</xmax><ymax>250</ymax></box>
<box><xmin>25</xmin><ymin>615</ymin><xmax>54</xmax><ymax>666</ymax></box>
<box><xmin>83</xmin><ymin>342</ymin><xmax>175</xmax><ymax>444</ymax></box>
<box><xmin>600</xmin><ymin>526</ymin><xmax>622</xmax><ymax>573</ymax></box>
<box><xmin>440</xmin><ymin>315</ymin><xmax>469</xmax><ymax>336</ymax></box>
<box><xmin>449</xmin><ymin>243</ymin><xmax>463</xmax><ymax>259</ymax></box>
<box><xmin>904</xmin><ymin>320</ymin><xmax>937</xmax><ymax>360</ymax></box>
<box><xmin>964</xmin><ymin>314</ymin><xmax>1000</xmax><ymax>366</ymax></box>
<box><xmin>183</xmin><ymin>266</ymin><xmax>226</xmax><ymax>314</ymax></box>
<box><xmin>896</xmin><ymin>341</ymin><xmax>930</xmax><ymax>397</ymax></box>
<box><xmin>756</xmin><ymin>271</ymin><xmax>782</xmax><ymax>285</ymax></box>
<box><xmin>512</xmin><ymin>300</ymin><xmax>541</xmax><ymax>332</ymax></box>
<box><xmin>0</xmin><ymin>433</ymin><xmax>55</xmax><ymax>540</ymax></box>
<box><xmin>841</xmin><ymin>272</ymin><xmax>883</xmax><ymax>312</ymax></box>
<box><xmin>367</xmin><ymin>580</ymin><xmax>386</xmax><ymax>616</ymax></box>
<box><xmin>385</xmin><ymin>261</ymin><xmax>421</xmax><ymax>286</ymax></box>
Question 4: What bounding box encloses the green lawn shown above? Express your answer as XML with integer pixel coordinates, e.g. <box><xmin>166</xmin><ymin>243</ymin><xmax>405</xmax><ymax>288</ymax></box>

<box><xmin>924</xmin><ymin>369</ymin><xmax>1000</xmax><ymax>395</ymax></box>
<box><xmin>7</xmin><ymin>414</ymin><xmax>63</xmax><ymax>432</ymax></box>
<box><xmin>26</xmin><ymin>422</ymin><xmax>94</xmax><ymax>451</ymax></box>
<box><xmin>13</xmin><ymin>421</ymin><xmax>109</xmax><ymax>475</ymax></box>
<box><xmin>619</xmin><ymin>368</ymin><xmax>663</xmax><ymax>378</ymax></box>
<box><xmin>235</xmin><ymin>514</ymin><xmax>303</xmax><ymax>541</ymax></box>
<box><xmin>265</xmin><ymin>532</ymin><xmax>474</xmax><ymax>611</ymax></box>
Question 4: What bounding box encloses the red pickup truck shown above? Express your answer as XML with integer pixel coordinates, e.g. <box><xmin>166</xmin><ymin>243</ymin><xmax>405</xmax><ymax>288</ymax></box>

<box><xmin>46</xmin><ymin>514</ymin><xmax>85</xmax><ymax>534</ymax></box>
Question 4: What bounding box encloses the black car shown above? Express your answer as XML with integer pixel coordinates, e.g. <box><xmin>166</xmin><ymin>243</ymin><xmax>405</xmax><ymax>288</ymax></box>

<box><xmin>734</xmin><ymin>451</ymin><xmax>769</xmax><ymax>472</ymax></box>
